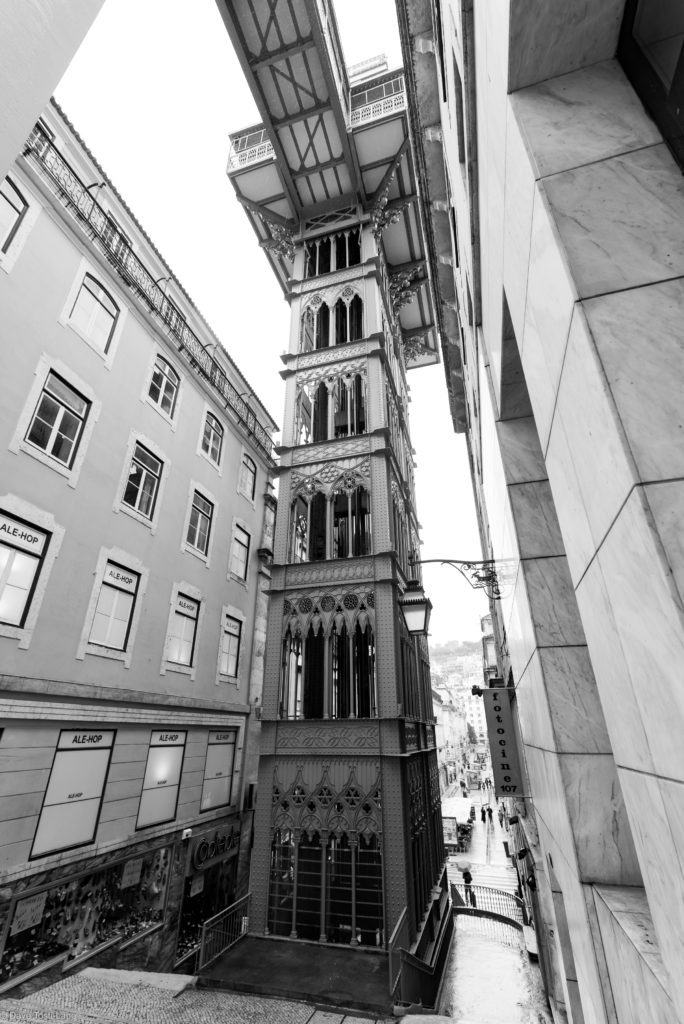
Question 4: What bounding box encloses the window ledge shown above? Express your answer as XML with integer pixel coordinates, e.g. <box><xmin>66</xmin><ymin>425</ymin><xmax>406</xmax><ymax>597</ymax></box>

<box><xmin>228</xmin><ymin>573</ymin><xmax>249</xmax><ymax>589</ymax></box>
<box><xmin>144</xmin><ymin>395</ymin><xmax>177</xmax><ymax>431</ymax></box>
<box><xmin>118</xmin><ymin>502</ymin><xmax>156</xmax><ymax>534</ymax></box>
<box><xmin>84</xmin><ymin>644</ymin><xmax>129</xmax><ymax>667</ymax></box>
<box><xmin>162</xmin><ymin>661</ymin><xmax>195</xmax><ymax>679</ymax></box>
<box><xmin>182</xmin><ymin>542</ymin><xmax>210</xmax><ymax>567</ymax></box>
<box><xmin>13</xmin><ymin>440</ymin><xmax>78</xmax><ymax>487</ymax></box>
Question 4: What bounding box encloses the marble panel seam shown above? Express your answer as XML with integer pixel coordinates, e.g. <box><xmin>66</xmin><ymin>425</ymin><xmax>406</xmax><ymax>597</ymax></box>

<box><xmin>522</xmin><ymin>743</ymin><xmax>612</xmax><ymax>756</ymax></box>
<box><xmin>539</xmin><ymin>141</ymin><xmax>667</xmax><ymax>185</ymax></box>
<box><xmin>575</xmin><ymin>482</ymin><xmax>684</xmax><ymax>618</ymax></box>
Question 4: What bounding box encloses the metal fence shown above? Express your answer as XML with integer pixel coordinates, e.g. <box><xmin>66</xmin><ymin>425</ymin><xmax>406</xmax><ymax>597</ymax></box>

<box><xmin>450</xmin><ymin>883</ymin><xmax>525</xmax><ymax>926</ymax></box>
<box><xmin>198</xmin><ymin>893</ymin><xmax>250</xmax><ymax>972</ymax></box>
<box><xmin>388</xmin><ymin>906</ymin><xmax>409</xmax><ymax>998</ymax></box>
<box><xmin>454</xmin><ymin>912</ymin><xmax>523</xmax><ymax>949</ymax></box>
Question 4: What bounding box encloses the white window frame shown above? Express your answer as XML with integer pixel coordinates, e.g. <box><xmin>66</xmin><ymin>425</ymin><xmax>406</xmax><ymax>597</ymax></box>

<box><xmin>200</xmin><ymin>729</ymin><xmax>238</xmax><ymax>813</ymax></box>
<box><xmin>0</xmin><ymin>496</ymin><xmax>64</xmax><ymax>650</ymax></box>
<box><xmin>237</xmin><ymin>448</ymin><xmax>258</xmax><ymax>505</ymax></box>
<box><xmin>141</xmin><ymin>348</ymin><xmax>183</xmax><ymax>430</ymax></box>
<box><xmin>59</xmin><ymin>257</ymin><xmax>127</xmax><ymax>369</ymax></box>
<box><xmin>217</xmin><ymin>604</ymin><xmax>246</xmax><ymax>684</ymax></box>
<box><xmin>160</xmin><ymin>581</ymin><xmax>203</xmax><ymax>680</ymax></box>
<box><xmin>197</xmin><ymin>403</ymin><xmax>224</xmax><ymax>474</ymax></box>
<box><xmin>114</xmin><ymin>432</ymin><xmax>169</xmax><ymax>535</ymax></box>
<box><xmin>76</xmin><ymin>547</ymin><xmax>148</xmax><ymax>668</ymax></box>
<box><xmin>0</xmin><ymin>173</ymin><xmax>40</xmax><ymax>274</ymax></box>
<box><xmin>228</xmin><ymin>519</ymin><xmax>251</xmax><ymax>585</ymax></box>
<box><xmin>9</xmin><ymin>354</ymin><xmax>101</xmax><ymax>488</ymax></box>
<box><xmin>181</xmin><ymin>481</ymin><xmax>217</xmax><ymax>567</ymax></box>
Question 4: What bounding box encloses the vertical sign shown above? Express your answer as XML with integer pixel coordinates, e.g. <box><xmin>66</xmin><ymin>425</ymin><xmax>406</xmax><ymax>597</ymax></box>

<box><xmin>482</xmin><ymin>688</ymin><xmax>524</xmax><ymax>796</ymax></box>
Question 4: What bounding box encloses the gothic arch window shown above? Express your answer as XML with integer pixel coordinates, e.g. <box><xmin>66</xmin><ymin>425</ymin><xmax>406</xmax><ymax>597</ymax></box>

<box><xmin>290</xmin><ymin>495</ymin><xmax>308</xmax><ymax>563</ymax></box>
<box><xmin>334</xmin><ymin>374</ymin><xmax>365</xmax><ymax>438</ymax></box>
<box><xmin>309</xmin><ymin>491</ymin><xmax>327</xmax><ymax>561</ymax></box>
<box><xmin>267</xmin><ymin>816</ymin><xmax>383</xmax><ymax>944</ymax></box>
<box><xmin>333</xmin><ymin>485</ymin><xmax>371</xmax><ymax>558</ymax></box>
<box><xmin>304</xmin><ymin>227</ymin><xmax>361</xmax><ymax>278</ymax></box>
<box><xmin>331</xmin><ymin>620</ymin><xmax>376</xmax><ymax>719</ymax></box>
<box><xmin>333</xmin><ymin>294</ymin><xmax>363</xmax><ymax>346</ymax></box>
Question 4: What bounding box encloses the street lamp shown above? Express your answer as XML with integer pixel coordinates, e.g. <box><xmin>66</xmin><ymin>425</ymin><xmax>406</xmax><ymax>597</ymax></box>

<box><xmin>398</xmin><ymin>578</ymin><xmax>432</xmax><ymax>634</ymax></box>
<box><xmin>409</xmin><ymin>556</ymin><xmax>505</xmax><ymax>600</ymax></box>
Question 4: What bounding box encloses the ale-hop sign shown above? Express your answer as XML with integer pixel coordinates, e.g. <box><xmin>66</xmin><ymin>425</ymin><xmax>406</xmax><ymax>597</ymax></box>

<box><xmin>482</xmin><ymin>688</ymin><xmax>525</xmax><ymax>797</ymax></box>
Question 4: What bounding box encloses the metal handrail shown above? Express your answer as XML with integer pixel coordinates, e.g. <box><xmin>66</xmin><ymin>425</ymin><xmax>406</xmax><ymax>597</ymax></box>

<box><xmin>24</xmin><ymin>126</ymin><xmax>274</xmax><ymax>459</ymax></box>
<box><xmin>199</xmin><ymin>892</ymin><xmax>250</xmax><ymax>971</ymax></box>
<box><xmin>450</xmin><ymin>882</ymin><xmax>526</xmax><ymax>926</ymax></box>
<box><xmin>388</xmin><ymin>906</ymin><xmax>409</xmax><ymax>997</ymax></box>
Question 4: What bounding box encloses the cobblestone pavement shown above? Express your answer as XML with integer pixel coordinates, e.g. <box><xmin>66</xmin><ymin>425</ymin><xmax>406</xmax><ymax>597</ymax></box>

<box><xmin>0</xmin><ymin>971</ymin><xmax>392</xmax><ymax>1024</ymax></box>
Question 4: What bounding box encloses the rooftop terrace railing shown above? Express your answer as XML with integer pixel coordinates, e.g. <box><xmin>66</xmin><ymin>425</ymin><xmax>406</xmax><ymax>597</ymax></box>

<box><xmin>24</xmin><ymin>124</ymin><xmax>274</xmax><ymax>459</ymax></box>
<box><xmin>227</xmin><ymin>125</ymin><xmax>275</xmax><ymax>173</ymax></box>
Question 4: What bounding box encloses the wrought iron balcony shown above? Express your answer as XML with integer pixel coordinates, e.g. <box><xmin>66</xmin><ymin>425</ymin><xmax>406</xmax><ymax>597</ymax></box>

<box><xmin>227</xmin><ymin>125</ymin><xmax>274</xmax><ymax>173</ymax></box>
<box><xmin>24</xmin><ymin>124</ymin><xmax>274</xmax><ymax>459</ymax></box>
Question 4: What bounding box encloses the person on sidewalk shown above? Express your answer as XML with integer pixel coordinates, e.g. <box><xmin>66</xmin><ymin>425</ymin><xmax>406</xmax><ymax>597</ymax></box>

<box><xmin>462</xmin><ymin>868</ymin><xmax>474</xmax><ymax>906</ymax></box>
<box><xmin>486</xmin><ymin>805</ymin><xmax>493</xmax><ymax>824</ymax></box>
<box><xmin>481</xmin><ymin>806</ymin><xmax>487</xmax><ymax>824</ymax></box>
<box><xmin>498</xmin><ymin>806</ymin><xmax>504</xmax><ymax>827</ymax></box>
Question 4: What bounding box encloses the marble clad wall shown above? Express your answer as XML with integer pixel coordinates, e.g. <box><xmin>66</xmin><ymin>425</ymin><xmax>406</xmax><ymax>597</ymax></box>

<box><xmin>494</xmin><ymin>55</ymin><xmax>684</xmax><ymax>1020</ymax></box>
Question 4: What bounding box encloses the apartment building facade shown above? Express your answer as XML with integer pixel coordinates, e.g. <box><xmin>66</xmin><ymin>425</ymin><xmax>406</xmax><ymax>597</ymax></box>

<box><xmin>0</xmin><ymin>100</ymin><xmax>276</xmax><ymax>992</ymax></box>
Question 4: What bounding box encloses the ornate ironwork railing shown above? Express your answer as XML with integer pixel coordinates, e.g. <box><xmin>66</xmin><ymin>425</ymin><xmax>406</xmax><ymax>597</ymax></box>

<box><xmin>450</xmin><ymin>882</ymin><xmax>526</xmax><ymax>926</ymax></box>
<box><xmin>350</xmin><ymin>90</ymin><xmax>406</xmax><ymax>128</ymax></box>
<box><xmin>198</xmin><ymin>892</ymin><xmax>250</xmax><ymax>972</ymax></box>
<box><xmin>227</xmin><ymin>126</ymin><xmax>275</xmax><ymax>172</ymax></box>
<box><xmin>24</xmin><ymin>125</ymin><xmax>273</xmax><ymax>459</ymax></box>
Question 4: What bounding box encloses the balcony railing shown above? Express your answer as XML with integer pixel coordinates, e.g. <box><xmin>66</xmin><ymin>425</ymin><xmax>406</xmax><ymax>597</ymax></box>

<box><xmin>350</xmin><ymin>89</ymin><xmax>406</xmax><ymax>128</ymax></box>
<box><xmin>227</xmin><ymin>125</ymin><xmax>275</xmax><ymax>172</ymax></box>
<box><xmin>24</xmin><ymin>125</ymin><xmax>273</xmax><ymax>458</ymax></box>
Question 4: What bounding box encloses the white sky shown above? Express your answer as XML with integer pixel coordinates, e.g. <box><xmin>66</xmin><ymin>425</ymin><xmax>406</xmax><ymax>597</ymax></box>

<box><xmin>54</xmin><ymin>0</ymin><xmax>487</xmax><ymax>644</ymax></box>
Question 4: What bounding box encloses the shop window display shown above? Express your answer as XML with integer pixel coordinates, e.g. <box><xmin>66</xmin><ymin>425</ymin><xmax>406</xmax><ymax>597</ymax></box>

<box><xmin>0</xmin><ymin>846</ymin><xmax>170</xmax><ymax>988</ymax></box>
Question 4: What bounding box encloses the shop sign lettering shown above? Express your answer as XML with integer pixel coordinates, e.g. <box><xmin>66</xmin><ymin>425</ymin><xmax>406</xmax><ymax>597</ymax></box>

<box><xmin>58</xmin><ymin>730</ymin><xmax>114</xmax><ymax>750</ymax></box>
<box><xmin>10</xmin><ymin>891</ymin><xmax>47</xmax><ymax>935</ymax></box>
<box><xmin>151</xmin><ymin>731</ymin><xmax>185</xmax><ymax>746</ymax></box>
<box><xmin>191</xmin><ymin>827</ymin><xmax>240</xmax><ymax>871</ymax></box>
<box><xmin>0</xmin><ymin>515</ymin><xmax>46</xmax><ymax>555</ymax></box>
<box><xmin>482</xmin><ymin>688</ymin><xmax>525</xmax><ymax>797</ymax></box>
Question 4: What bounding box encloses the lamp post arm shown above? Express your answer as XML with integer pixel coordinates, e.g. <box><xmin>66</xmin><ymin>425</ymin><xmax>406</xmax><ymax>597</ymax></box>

<box><xmin>411</xmin><ymin>559</ymin><xmax>502</xmax><ymax>600</ymax></box>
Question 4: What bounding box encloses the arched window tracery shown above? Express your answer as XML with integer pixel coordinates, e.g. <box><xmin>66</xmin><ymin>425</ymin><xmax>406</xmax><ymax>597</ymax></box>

<box><xmin>294</xmin><ymin>371</ymin><xmax>366</xmax><ymax>446</ymax></box>
<box><xmin>279</xmin><ymin>601</ymin><xmax>376</xmax><ymax>722</ymax></box>
<box><xmin>299</xmin><ymin>291</ymin><xmax>363</xmax><ymax>352</ymax></box>
<box><xmin>304</xmin><ymin>226</ymin><xmax>361</xmax><ymax>278</ymax></box>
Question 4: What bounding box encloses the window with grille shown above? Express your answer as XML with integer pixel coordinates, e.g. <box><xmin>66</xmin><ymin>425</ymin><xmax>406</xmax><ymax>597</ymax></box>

<box><xmin>230</xmin><ymin>525</ymin><xmax>250</xmax><ymax>580</ymax></box>
<box><xmin>186</xmin><ymin>490</ymin><xmax>213</xmax><ymax>556</ymax></box>
<box><xmin>220</xmin><ymin>614</ymin><xmax>242</xmax><ymax>676</ymax></box>
<box><xmin>69</xmin><ymin>274</ymin><xmax>119</xmax><ymax>352</ymax></box>
<box><xmin>25</xmin><ymin>371</ymin><xmax>89</xmax><ymax>469</ymax></box>
<box><xmin>201</xmin><ymin>411</ymin><xmax>224</xmax><ymax>464</ymax></box>
<box><xmin>238</xmin><ymin>453</ymin><xmax>257</xmax><ymax>500</ymax></box>
<box><xmin>88</xmin><ymin>561</ymin><xmax>139</xmax><ymax>651</ymax></box>
<box><xmin>148</xmin><ymin>355</ymin><xmax>179</xmax><ymax>418</ymax></box>
<box><xmin>122</xmin><ymin>443</ymin><xmax>162</xmax><ymax>520</ymax></box>
<box><xmin>0</xmin><ymin>513</ymin><xmax>50</xmax><ymax>628</ymax></box>
<box><xmin>167</xmin><ymin>593</ymin><xmax>199</xmax><ymax>666</ymax></box>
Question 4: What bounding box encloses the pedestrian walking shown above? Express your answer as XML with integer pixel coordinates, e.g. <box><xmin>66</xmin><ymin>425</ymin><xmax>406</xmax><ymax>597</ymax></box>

<box><xmin>486</xmin><ymin>806</ymin><xmax>493</xmax><ymax>824</ymax></box>
<box><xmin>480</xmin><ymin>806</ymin><xmax>487</xmax><ymax>824</ymax></box>
<box><xmin>462</xmin><ymin>868</ymin><xmax>473</xmax><ymax>906</ymax></box>
<box><xmin>498</xmin><ymin>807</ymin><xmax>504</xmax><ymax>827</ymax></box>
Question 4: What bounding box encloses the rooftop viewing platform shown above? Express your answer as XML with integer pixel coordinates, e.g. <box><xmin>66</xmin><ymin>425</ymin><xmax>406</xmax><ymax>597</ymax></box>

<box><xmin>227</xmin><ymin>71</ymin><xmax>406</xmax><ymax>175</ymax></box>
